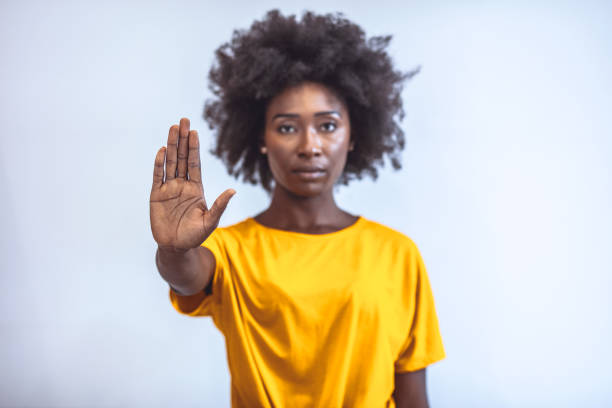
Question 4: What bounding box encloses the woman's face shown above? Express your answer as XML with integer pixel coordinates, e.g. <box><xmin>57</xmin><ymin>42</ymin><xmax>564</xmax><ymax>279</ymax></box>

<box><xmin>263</xmin><ymin>81</ymin><xmax>352</xmax><ymax>197</ymax></box>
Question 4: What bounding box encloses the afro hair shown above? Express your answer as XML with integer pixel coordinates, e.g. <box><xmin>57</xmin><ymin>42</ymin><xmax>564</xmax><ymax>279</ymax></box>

<box><xmin>204</xmin><ymin>9</ymin><xmax>417</xmax><ymax>191</ymax></box>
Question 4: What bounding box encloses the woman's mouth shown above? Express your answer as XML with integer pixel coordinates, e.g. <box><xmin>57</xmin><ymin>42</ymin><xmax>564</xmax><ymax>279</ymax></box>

<box><xmin>292</xmin><ymin>167</ymin><xmax>326</xmax><ymax>180</ymax></box>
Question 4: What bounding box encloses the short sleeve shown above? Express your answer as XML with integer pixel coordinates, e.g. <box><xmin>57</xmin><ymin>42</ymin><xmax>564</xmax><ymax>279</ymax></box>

<box><xmin>168</xmin><ymin>228</ymin><xmax>228</xmax><ymax>327</ymax></box>
<box><xmin>394</xmin><ymin>242</ymin><xmax>446</xmax><ymax>372</ymax></box>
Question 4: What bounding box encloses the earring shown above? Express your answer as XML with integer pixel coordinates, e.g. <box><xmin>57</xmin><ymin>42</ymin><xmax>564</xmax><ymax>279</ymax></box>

<box><xmin>349</xmin><ymin>142</ymin><xmax>354</xmax><ymax>152</ymax></box>
<box><xmin>260</xmin><ymin>146</ymin><xmax>268</xmax><ymax>154</ymax></box>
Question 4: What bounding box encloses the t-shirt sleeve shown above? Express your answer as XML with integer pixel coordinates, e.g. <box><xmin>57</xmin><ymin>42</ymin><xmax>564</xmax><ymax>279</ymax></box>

<box><xmin>168</xmin><ymin>228</ymin><xmax>228</xmax><ymax>324</ymax></box>
<box><xmin>394</xmin><ymin>240</ymin><xmax>446</xmax><ymax>372</ymax></box>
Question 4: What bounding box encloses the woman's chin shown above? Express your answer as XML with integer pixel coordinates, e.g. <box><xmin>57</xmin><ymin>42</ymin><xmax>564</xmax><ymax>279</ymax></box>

<box><xmin>281</xmin><ymin>180</ymin><xmax>332</xmax><ymax>198</ymax></box>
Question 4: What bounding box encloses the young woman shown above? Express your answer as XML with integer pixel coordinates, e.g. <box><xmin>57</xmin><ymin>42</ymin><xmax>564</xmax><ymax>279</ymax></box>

<box><xmin>150</xmin><ymin>10</ymin><xmax>445</xmax><ymax>407</ymax></box>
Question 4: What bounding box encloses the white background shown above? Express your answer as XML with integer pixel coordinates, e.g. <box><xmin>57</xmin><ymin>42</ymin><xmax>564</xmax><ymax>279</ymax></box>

<box><xmin>1</xmin><ymin>0</ymin><xmax>610</xmax><ymax>407</ymax></box>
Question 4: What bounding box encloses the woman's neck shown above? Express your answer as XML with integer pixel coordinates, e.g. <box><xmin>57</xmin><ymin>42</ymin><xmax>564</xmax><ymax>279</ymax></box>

<box><xmin>254</xmin><ymin>184</ymin><xmax>357</xmax><ymax>233</ymax></box>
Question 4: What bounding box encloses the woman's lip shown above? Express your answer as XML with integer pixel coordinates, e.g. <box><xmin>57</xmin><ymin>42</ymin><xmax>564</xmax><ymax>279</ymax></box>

<box><xmin>292</xmin><ymin>169</ymin><xmax>326</xmax><ymax>179</ymax></box>
<box><xmin>293</xmin><ymin>167</ymin><xmax>325</xmax><ymax>172</ymax></box>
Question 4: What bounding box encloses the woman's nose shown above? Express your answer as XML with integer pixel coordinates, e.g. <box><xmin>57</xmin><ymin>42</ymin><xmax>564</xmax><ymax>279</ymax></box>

<box><xmin>297</xmin><ymin>126</ymin><xmax>323</xmax><ymax>158</ymax></box>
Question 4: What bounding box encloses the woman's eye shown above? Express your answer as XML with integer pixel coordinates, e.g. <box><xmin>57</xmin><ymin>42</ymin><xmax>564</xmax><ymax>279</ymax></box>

<box><xmin>320</xmin><ymin>122</ymin><xmax>337</xmax><ymax>132</ymax></box>
<box><xmin>278</xmin><ymin>124</ymin><xmax>296</xmax><ymax>134</ymax></box>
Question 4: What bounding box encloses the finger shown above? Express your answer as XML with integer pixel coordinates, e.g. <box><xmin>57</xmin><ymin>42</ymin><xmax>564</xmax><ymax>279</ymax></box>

<box><xmin>208</xmin><ymin>189</ymin><xmax>236</xmax><ymax>224</ymax></box>
<box><xmin>177</xmin><ymin>117</ymin><xmax>190</xmax><ymax>179</ymax></box>
<box><xmin>187</xmin><ymin>130</ymin><xmax>202</xmax><ymax>183</ymax></box>
<box><xmin>166</xmin><ymin>124</ymin><xmax>179</xmax><ymax>181</ymax></box>
<box><xmin>152</xmin><ymin>147</ymin><xmax>166</xmax><ymax>188</ymax></box>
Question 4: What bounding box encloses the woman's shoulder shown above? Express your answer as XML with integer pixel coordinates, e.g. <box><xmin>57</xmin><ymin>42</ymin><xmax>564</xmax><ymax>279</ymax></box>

<box><xmin>209</xmin><ymin>217</ymin><xmax>256</xmax><ymax>240</ymax></box>
<box><xmin>210</xmin><ymin>216</ymin><xmax>420</xmax><ymax>250</ymax></box>
<box><xmin>358</xmin><ymin>217</ymin><xmax>420</xmax><ymax>249</ymax></box>
<box><xmin>216</xmin><ymin>217</ymin><xmax>254</xmax><ymax>232</ymax></box>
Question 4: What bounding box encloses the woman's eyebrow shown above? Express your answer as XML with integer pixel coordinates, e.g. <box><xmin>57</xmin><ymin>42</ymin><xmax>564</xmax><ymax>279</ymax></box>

<box><xmin>315</xmin><ymin>110</ymin><xmax>341</xmax><ymax>118</ymax></box>
<box><xmin>271</xmin><ymin>111</ymin><xmax>342</xmax><ymax>120</ymax></box>
<box><xmin>272</xmin><ymin>113</ymin><xmax>299</xmax><ymax>120</ymax></box>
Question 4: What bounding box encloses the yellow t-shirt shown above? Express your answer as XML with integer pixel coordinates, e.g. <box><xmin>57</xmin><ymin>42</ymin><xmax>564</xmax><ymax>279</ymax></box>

<box><xmin>170</xmin><ymin>216</ymin><xmax>445</xmax><ymax>407</ymax></box>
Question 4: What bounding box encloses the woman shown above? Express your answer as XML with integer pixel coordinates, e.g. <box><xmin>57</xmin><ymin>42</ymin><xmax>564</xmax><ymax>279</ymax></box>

<box><xmin>150</xmin><ymin>10</ymin><xmax>445</xmax><ymax>407</ymax></box>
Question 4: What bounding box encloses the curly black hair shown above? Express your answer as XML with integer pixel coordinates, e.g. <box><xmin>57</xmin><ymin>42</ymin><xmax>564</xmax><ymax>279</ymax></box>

<box><xmin>203</xmin><ymin>9</ymin><xmax>417</xmax><ymax>192</ymax></box>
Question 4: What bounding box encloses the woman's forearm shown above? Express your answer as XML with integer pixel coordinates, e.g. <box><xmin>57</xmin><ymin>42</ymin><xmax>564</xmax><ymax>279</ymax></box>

<box><xmin>155</xmin><ymin>246</ymin><xmax>215</xmax><ymax>295</ymax></box>
<box><xmin>393</xmin><ymin>369</ymin><xmax>429</xmax><ymax>408</ymax></box>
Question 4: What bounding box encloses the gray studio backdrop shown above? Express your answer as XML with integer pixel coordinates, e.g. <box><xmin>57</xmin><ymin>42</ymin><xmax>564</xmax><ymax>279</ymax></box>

<box><xmin>1</xmin><ymin>0</ymin><xmax>611</xmax><ymax>407</ymax></box>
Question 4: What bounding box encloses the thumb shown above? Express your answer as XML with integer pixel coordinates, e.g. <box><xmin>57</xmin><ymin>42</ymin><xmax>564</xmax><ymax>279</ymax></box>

<box><xmin>207</xmin><ymin>188</ymin><xmax>236</xmax><ymax>225</ymax></box>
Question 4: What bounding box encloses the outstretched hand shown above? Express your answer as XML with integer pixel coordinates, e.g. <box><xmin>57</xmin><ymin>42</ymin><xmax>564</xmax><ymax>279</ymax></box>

<box><xmin>150</xmin><ymin>118</ymin><xmax>235</xmax><ymax>251</ymax></box>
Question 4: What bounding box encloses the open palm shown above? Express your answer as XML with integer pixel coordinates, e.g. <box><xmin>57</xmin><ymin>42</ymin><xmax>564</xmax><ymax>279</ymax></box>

<box><xmin>150</xmin><ymin>118</ymin><xmax>235</xmax><ymax>251</ymax></box>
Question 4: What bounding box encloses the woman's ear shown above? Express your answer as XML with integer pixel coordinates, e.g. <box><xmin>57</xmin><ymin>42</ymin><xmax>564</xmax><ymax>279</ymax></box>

<box><xmin>348</xmin><ymin>140</ymin><xmax>355</xmax><ymax>151</ymax></box>
<box><xmin>259</xmin><ymin>130</ymin><xmax>268</xmax><ymax>154</ymax></box>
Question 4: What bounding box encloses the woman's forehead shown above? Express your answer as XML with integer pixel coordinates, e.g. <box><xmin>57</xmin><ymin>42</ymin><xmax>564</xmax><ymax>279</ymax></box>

<box><xmin>266</xmin><ymin>82</ymin><xmax>347</xmax><ymax>117</ymax></box>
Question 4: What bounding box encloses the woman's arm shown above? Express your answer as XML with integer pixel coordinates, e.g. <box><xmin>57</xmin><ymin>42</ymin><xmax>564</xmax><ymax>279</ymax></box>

<box><xmin>149</xmin><ymin>117</ymin><xmax>234</xmax><ymax>294</ymax></box>
<box><xmin>156</xmin><ymin>245</ymin><xmax>215</xmax><ymax>295</ymax></box>
<box><xmin>393</xmin><ymin>368</ymin><xmax>429</xmax><ymax>408</ymax></box>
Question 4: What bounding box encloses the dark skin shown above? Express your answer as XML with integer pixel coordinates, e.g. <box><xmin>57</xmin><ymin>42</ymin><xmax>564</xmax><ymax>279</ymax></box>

<box><xmin>150</xmin><ymin>81</ymin><xmax>429</xmax><ymax>407</ymax></box>
<box><xmin>254</xmin><ymin>81</ymin><xmax>357</xmax><ymax>233</ymax></box>
<box><xmin>393</xmin><ymin>369</ymin><xmax>429</xmax><ymax>408</ymax></box>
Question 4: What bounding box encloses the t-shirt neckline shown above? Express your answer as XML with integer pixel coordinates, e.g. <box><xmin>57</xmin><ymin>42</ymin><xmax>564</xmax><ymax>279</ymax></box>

<box><xmin>248</xmin><ymin>215</ymin><xmax>364</xmax><ymax>238</ymax></box>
